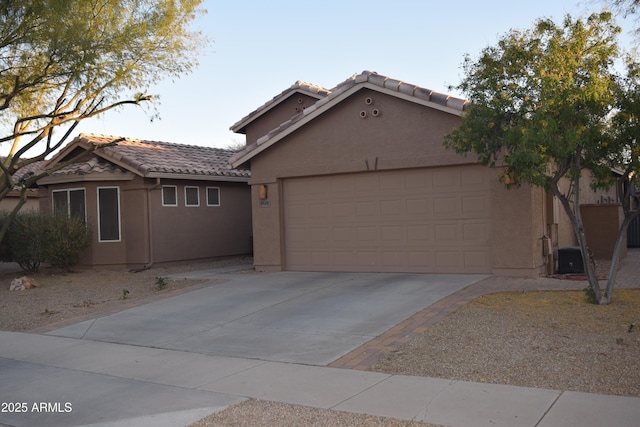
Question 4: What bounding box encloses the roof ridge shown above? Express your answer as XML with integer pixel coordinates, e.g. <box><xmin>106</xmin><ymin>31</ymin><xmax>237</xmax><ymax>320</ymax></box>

<box><xmin>79</xmin><ymin>133</ymin><xmax>237</xmax><ymax>153</ymax></box>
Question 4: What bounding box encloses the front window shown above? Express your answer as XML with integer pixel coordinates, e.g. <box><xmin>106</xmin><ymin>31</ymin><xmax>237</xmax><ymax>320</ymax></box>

<box><xmin>97</xmin><ymin>187</ymin><xmax>121</xmax><ymax>242</ymax></box>
<box><xmin>162</xmin><ymin>186</ymin><xmax>177</xmax><ymax>206</ymax></box>
<box><xmin>185</xmin><ymin>186</ymin><xmax>200</xmax><ymax>207</ymax></box>
<box><xmin>207</xmin><ymin>187</ymin><xmax>220</xmax><ymax>206</ymax></box>
<box><xmin>52</xmin><ymin>188</ymin><xmax>86</xmax><ymax>223</ymax></box>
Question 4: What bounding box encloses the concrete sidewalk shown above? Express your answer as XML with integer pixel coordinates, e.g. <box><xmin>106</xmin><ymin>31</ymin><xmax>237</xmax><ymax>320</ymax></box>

<box><xmin>1</xmin><ymin>330</ymin><xmax>639</xmax><ymax>427</ymax></box>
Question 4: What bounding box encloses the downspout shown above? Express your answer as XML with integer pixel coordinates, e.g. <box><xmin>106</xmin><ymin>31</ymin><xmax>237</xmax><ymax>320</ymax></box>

<box><xmin>144</xmin><ymin>178</ymin><xmax>162</xmax><ymax>269</ymax></box>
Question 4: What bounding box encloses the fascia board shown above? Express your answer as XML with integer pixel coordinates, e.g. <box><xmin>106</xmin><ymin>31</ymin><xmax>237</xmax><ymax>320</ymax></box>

<box><xmin>144</xmin><ymin>172</ymin><xmax>250</xmax><ymax>183</ymax></box>
<box><xmin>37</xmin><ymin>172</ymin><xmax>136</xmax><ymax>185</ymax></box>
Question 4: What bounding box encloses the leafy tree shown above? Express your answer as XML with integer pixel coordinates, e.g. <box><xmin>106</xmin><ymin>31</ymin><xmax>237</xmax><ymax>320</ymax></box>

<box><xmin>0</xmin><ymin>0</ymin><xmax>206</xmax><ymax>241</ymax></box>
<box><xmin>445</xmin><ymin>12</ymin><xmax>639</xmax><ymax>304</ymax></box>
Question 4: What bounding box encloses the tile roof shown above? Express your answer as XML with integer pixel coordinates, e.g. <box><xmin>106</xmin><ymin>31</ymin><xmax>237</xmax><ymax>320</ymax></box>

<box><xmin>229</xmin><ymin>70</ymin><xmax>468</xmax><ymax>168</ymax></box>
<box><xmin>230</xmin><ymin>80</ymin><xmax>331</xmax><ymax>134</ymax></box>
<box><xmin>55</xmin><ymin>134</ymin><xmax>251</xmax><ymax>181</ymax></box>
<box><xmin>1</xmin><ymin>158</ymin><xmax>46</xmax><ymax>191</ymax></box>
<box><xmin>47</xmin><ymin>156</ymin><xmax>133</xmax><ymax>179</ymax></box>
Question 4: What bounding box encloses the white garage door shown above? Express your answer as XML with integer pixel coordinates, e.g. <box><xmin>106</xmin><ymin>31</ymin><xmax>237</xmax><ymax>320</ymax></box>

<box><xmin>283</xmin><ymin>165</ymin><xmax>492</xmax><ymax>273</ymax></box>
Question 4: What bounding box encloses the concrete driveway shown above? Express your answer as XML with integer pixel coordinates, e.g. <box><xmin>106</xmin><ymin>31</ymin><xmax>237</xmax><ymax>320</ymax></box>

<box><xmin>48</xmin><ymin>271</ymin><xmax>486</xmax><ymax>365</ymax></box>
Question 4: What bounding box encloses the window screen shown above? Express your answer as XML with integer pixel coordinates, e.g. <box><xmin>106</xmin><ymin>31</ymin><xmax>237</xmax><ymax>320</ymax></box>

<box><xmin>98</xmin><ymin>187</ymin><xmax>120</xmax><ymax>241</ymax></box>
<box><xmin>185</xmin><ymin>187</ymin><xmax>199</xmax><ymax>206</ymax></box>
<box><xmin>52</xmin><ymin>189</ymin><xmax>86</xmax><ymax>224</ymax></box>
<box><xmin>162</xmin><ymin>186</ymin><xmax>177</xmax><ymax>206</ymax></box>
<box><xmin>207</xmin><ymin>187</ymin><xmax>220</xmax><ymax>206</ymax></box>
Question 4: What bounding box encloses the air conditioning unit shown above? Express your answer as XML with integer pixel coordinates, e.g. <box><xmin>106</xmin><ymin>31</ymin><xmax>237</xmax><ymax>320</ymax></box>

<box><xmin>557</xmin><ymin>247</ymin><xmax>584</xmax><ymax>274</ymax></box>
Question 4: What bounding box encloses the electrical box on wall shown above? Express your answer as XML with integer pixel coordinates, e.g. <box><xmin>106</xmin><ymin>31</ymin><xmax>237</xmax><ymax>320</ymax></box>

<box><xmin>557</xmin><ymin>247</ymin><xmax>584</xmax><ymax>274</ymax></box>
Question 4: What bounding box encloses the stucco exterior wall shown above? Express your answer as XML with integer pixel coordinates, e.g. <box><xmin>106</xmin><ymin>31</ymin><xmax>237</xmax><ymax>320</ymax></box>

<box><xmin>248</xmin><ymin>89</ymin><xmax>472</xmax><ymax>181</ymax></box>
<box><xmin>244</xmin><ymin>87</ymin><xmax>544</xmax><ymax>275</ymax></box>
<box><xmin>581</xmin><ymin>204</ymin><xmax>626</xmax><ymax>260</ymax></box>
<box><xmin>490</xmin><ymin>180</ymin><xmax>546</xmax><ymax>276</ymax></box>
<box><xmin>40</xmin><ymin>181</ymin><xmax>129</xmax><ymax>267</ymax></box>
<box><xmin>244</xmin><ymin>93</ymin><xmax>320</xmax><ymax>146</ymax></box>
<box><xmin>149</xmin><ymin>180</ymin><xmax>253</xmax><ymax>266</ymax></box>
<box><xmin>39</xmin><ymin>177</ymin><xmax>252</xmax><ymax>269</ymax></box>
<box><xmin>0</xmin><ymin>192</ymin><xmax>40</xmax><ymax>213</ymax></box>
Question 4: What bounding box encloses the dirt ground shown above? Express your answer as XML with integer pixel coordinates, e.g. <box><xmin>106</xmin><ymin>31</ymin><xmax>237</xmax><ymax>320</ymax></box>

<box><xmin>373</xmin><ymin>289</ymin><xmax>640</xmax><ymax>397</ymax></box>
<box><xmin>0</xmin><ymin>256</ymin><xmax>253</xmax><ymax>332</ymax></box>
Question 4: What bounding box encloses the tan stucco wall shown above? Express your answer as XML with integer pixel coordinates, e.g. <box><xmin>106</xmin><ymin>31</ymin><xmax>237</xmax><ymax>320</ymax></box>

<box><xmin>39</xmin><ymin>177</ymin><xmax>252</xmax><ymax>268</ymax></box>
<box><xmin>149</xmin><ymin>179</ymin><xmax>253</xmax><ymax>266</ymax></box>
<box><xmin>490</xmin><ymin>181</ymin><xmax>546</xmax><ymax>276</ymax></box>
<box><xmin>244</xmin><ymin>87</ymin><xmax>545</xmax><ymax>275</ymax></box>
<box><xmin>244</xmin><ymin>93</ymin><xmax>320</xmax><ymax>145</ymax></box>
<box><xmin>549</xmin><ymin>173</ymin><xmax>622</xmax><ymax>266</ymax></box>
<box><xmin>0</xmin><ymin>192</ymin><xmax>40</xmax><ymax>213</ymax></box>
<box><xmin>581</xmin><ymin>204</ymin><xmax>626</xmax><ymax>260</ymax></box>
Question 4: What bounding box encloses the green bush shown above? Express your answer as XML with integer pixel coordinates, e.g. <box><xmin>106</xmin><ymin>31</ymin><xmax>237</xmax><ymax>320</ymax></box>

<box><xmin>8</xmin><ymin>210</ymin><xmax>49</xmax><ymax>272</ymax></box>
<box><xmin>45</xmin><ymin>214</ymin><xmax>90</xmax><ymax>269</ymax></box>
<box><xmin>7</xmin><ymin>211</ymin><xmax>90</xmax><ymax>272</ymax></box>
<box><xmin>0</xmin><ymin>211</ymin><xmax>15</xmax><ymax>262</ymax></box>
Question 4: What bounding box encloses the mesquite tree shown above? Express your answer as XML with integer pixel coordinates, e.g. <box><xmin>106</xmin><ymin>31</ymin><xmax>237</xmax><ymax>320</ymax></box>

<box><xmin>0</xmin><ymin>0</ymin><xmax>206</xmax><ymax>241</ymax></box>
<box><xmin>445</xmin><ymin>12</ymin><xmax>639</xmax><ymax>304</ymax></box>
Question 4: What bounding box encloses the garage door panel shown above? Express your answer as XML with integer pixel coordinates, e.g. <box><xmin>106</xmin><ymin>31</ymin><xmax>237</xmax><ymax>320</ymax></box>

<box><xmin>355</xmin><ymin>200</ymin><xmax>378</xmax><ymax>216</ymax></box>
<box><xmin>311</xmin><ymin>251</ymin><xmax>330</xmax><ymax>266</ymax></box>
<box><xmin>463</xmin><ymin>222</ymin><xmax>490</xmax><ymax>242</ymax></box>
<box><xmin>382</xmin><ymin>251</ymin><xmax>405</xmax><ymax>268</ymax></box>
<box><xmin>381</xmin><ymin>225</ymin><xmax>405</xmax><ymax>242</ymax></box>
<box><xmin>357</xmin><ymin>251</ymin><xmax>378</xmax><ymax>267</ymax></box>
<box><xmin>284</xmin><ymin>166</ymin><xmax>492</xmax><ymax>273</ymax></box>
<box><xmin>380</xmin><ymin>200</ymin><xmax>402</xmax><ymax>216</ymax></box>
<box><xmin>465</xmin><ymin>250</ymin><xmax>491</xmax><ymax>267</ymax></box>
<box><xmin>334</xmin><ymin>251</ymin><xmax>354</xmax><ymax>266</ymax></box>
<box><xmin>433</xmin><ymin>197</ymin><xmax>458</xmax><ymax>217</ymax></box>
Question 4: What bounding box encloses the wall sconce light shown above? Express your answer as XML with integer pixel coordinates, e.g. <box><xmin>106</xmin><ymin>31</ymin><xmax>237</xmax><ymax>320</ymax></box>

<box><xmin>258</xmin><ymin>184</ymin><xmax>268</xmax><ymax>200</ymax></box>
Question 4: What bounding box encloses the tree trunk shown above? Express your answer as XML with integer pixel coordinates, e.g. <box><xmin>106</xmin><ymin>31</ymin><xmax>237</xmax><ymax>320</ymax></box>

<box><xmin>604</xmin><ymin>210</ymin><xmax>639</xmax><ymax>303</ymax></box>
<box><xmin>549</xmin><ymin>174</ymin><xmax>603</xmax><ymax>303</ymax></box>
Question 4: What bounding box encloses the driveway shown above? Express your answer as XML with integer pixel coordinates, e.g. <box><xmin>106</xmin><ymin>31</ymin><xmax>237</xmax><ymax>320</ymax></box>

<box><xmin>48</xmin><ymin>271</ymin><xmax>486</xmax><ymax>365</ymax></box>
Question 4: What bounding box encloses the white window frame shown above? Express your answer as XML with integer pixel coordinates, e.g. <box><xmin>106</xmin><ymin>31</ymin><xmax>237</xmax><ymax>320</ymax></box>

<box><xmin>97</xmin><ymin>186</ymin><xmax>121</xmax><ymax>242</ymax></box>
<box><xmin>52</xmin><ymin>187</ymin><xmax>87</xmax><ymax>223</ymax></box>
<box><xmin>206</xmin><ymin>186</ymin><xmax>221</xmax><ymax>206</ymax></box>
<box><xmin>162</xmin><ymin>185</ymin><xmax>178</xmax><ymax>207</ymax></box>
<box><xmin>184</xmin><ymin>186</ymin><xmax>200</xmax><ymax>207</ymax></box>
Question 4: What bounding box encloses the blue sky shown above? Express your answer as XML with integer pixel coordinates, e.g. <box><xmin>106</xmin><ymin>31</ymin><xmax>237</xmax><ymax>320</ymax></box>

<box><xmin>21</xmin><ymin>0</ymin><xmax>640</xmax><ymax>154</ymax></box>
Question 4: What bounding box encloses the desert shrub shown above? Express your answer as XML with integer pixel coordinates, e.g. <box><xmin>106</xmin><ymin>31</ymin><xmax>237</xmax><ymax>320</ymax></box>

<box><xmin>7</xmin><ymin>211</ymin><xmax>90</xmax><ymax>272</ymax></box>
<box><xmin>7</xmin><ymin>210</ymin><xmax>49</xmax><ymax>272</ymax></box>
<box><xmin>44</xmin><ymin>214</ymin><xmax>90</xmax><ymax>269</ymax></box>
<box><xmin>0</xmin><ymin>211</ymin><xmax>14</xmax><ymax>262</ymax></box>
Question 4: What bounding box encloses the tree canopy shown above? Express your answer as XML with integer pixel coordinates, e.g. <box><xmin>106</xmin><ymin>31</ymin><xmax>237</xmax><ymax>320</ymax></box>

<box><xmin>0</xmin><ymin>0</ymin><xmax>206</xmax><ymax>239</ymax></box>
<box><xmin>445</xmin><ymin>12</ymin><xmax>639</xmax><ymax>304</ymax></box>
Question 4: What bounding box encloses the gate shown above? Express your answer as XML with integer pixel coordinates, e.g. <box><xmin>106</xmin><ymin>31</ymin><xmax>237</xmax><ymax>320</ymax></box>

<box><xmin>629</xmin><ymin>215</ymin><xmax>640</xmax><ymax>247</ymax></box>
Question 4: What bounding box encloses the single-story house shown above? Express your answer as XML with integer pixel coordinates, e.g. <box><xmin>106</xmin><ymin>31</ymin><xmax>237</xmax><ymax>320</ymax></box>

<box><xmin>229</xmin><ymin>71</ymin><xmax>621</xmax><ymax>276</ymax></box>
<box><xmin>37</xmin><ymin>134</ymin><xmax>252</xmax><ymax>268</ymax></box>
